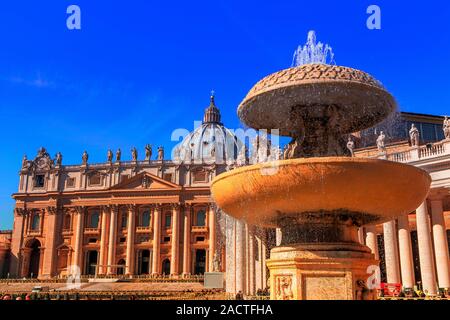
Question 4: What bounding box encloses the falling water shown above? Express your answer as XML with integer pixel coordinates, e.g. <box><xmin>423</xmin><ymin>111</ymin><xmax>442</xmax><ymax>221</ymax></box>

<box><xmin>291</xmin><ymin>30</ymin><xmax>335</xmax><ymax>66</ymax></box>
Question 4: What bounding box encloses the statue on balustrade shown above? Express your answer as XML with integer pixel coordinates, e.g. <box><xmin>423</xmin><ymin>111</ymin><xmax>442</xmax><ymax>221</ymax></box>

<box><xmin>443</xmin><ymin>116</ymin><xmax>450</xmax><ymax>140</ymax></box>
<box><xmin>346</xmin><ymin>136</ymin><xmax>355</xmax><ymax>157</ymax></box>
<box><xmin>145</xmin><ymin>144</ymin><xmax>152</xmax><ymax>161</ymax></box>
<box><xmin>22</xmin><ymin>155</ymin><xmax>28</xmax><ymax>169</ymax></box>
<box><xmin>82</xmin><ymin>151</ymin><xmax>88</xmax><ymax>165</ymax></box>
<box><xmin>157</xmin><ymin>146</ymin><xmax>164</xmax><ymax>161</ymax></box>
<box><xmin>131</xmin><ymin>147</ymin><xmax>138</xmax><ymax>161</ymax></box>
<box><xmin>409</xmin><ymin>123</ymin><xmax>420</xmax><ymax>147</ymax></box>
<box><xmin>107</xmin><ymin>149</ymin><xmax>113</xmax><ymax>162</ymax></box>
<box><xmin>116</xmin><ymin>148</ymin><xmax>121</xmax><ymax>162</ymax></box>
<box><xmin>55</xmin><ymin>152</ymin><xmax>63</xmax><ymax>166</ymax></box>
<box><xmin>376</xmin><ymin>131</ymin><xmax>386</xmax><ymax>153</ymax></box>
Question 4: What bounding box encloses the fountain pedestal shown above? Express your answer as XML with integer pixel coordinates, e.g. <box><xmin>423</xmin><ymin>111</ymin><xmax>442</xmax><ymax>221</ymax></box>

<box><xmin>268</xmin><ymin>243</ymin><xmax>377</xmax><ymax>300</ymax></box>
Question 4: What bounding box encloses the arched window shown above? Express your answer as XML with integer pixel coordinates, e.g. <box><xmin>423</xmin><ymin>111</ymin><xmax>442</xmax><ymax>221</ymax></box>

<box><xmin>141</xmin><ymin>210</ymin><xmax>150</xmax><ymax>227</ymax></box>
<box><xmin>90</xmin><ymin>211</ymin><xmax>99</xmax><ymax>228</ymax></box>
<box><xmin>31</xmin><ymin>214</ymin><xmax>40</xmax><ymax>230</ymax></box>
<box><xmin>196</xmin><ymin>210</ymin><xmax>206</xmax><ymax>227</ymax></box>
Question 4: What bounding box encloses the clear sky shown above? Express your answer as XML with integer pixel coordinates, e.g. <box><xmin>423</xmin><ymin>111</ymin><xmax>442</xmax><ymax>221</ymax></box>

<box><xmin>0</xmin><ymin>0</ymin><xmax>449</xmax><ymax>229</ymax></box>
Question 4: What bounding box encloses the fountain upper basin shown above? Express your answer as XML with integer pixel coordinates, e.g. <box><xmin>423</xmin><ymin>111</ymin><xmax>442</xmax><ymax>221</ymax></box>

<box><xmin>211</xmin><ymin>158</ymin><xmax>431</xmax><ymax>228</ymax></box>
<box><xmin>238</xmin><ymin>64</ymin><xmax>397</xmax><ymax>136</ymax></box>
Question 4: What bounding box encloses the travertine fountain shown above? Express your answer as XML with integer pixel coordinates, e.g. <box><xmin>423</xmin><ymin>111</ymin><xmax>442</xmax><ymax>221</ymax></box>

<box><xmin>211</xmin><ymin>32</ymin><xmax>431</xmax><ymax>300</ymax></box>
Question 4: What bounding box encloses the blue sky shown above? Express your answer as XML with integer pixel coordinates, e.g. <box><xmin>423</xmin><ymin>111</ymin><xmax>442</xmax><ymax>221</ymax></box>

<box><xmin>0</xmin><ymin>0</ymin><xmax>449</xmax><ymax>229</ymax></box>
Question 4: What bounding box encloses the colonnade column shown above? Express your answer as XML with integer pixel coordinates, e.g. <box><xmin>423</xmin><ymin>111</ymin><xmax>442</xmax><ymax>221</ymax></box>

<box><xmin>383</xmin><ymin>220</ymin><xmax>401</xmax><ymax>283</ymax></box>
<box><xmin>98</xmin><ymin>206</ymin><xmax>110</xmax><ymax>275</ymax></box>
<box><xmin>365</xmin><ymin>226</ymin><xmax>379</xmax><ymax>260</ymax></box>
<box><xmin>171</xmin><ymin>204</ymin><xmax>180</xmax><ymax>275</ymax></box>
<box><xmin>235</xmin><ymin>220</ymin><xmax>246</xmax><ymax>294</ymax></box>
<box><xmin>125</xmin><ymin>205</ymin><xmax>136</xmax><ymax>275</ymax></box>
<box><xmin>430</xmin><ymin>199</ymin><xmax>450</xmax><ymax>289</ymax></box>
<box><xmin>416</xmin><ymin>201</ymin><xmax>437</xmax><ymax>294</ymax></box>
<box><xmin>397</xmin><ymin>215</ymin><xmax>415</xmax><ymax>289</ymax></box>
<box><xmin>152</xmin><ymin>205</ymin><xmax>161</xmax><ymax>275</ymax></box>
<box><xmin>73</xmin><ymin>207</ymin><xmax>85</xmax><ymax>272</ymax></box>
<box><xmin>208</xmin><ymin>205</ymin><xmax>216</xmax><ymax>272</ymax></box>
<box><xmin>182</xmin><ymin>205</ymin><xmax>191</xmax><ymax>276</ymax></box>
<box><xmin>107</xmin><ymin>205</ymin><xmax>118</xmax><ymax>275</ymax></box>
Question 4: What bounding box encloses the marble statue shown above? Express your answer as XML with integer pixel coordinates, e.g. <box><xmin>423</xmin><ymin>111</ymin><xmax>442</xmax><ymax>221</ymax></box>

<box><xmin>116</xmin><ymin>148</ymin><xmax>121</xmax><ymax>162</ymax></box>
<box><xmin>157</xmin><ymin>146</ymin><xmax>164</xmax><ymax>161</ymax></box>
<box><xmin>409</xmin><ymin>123</ymin><xmax>420</xmax><ymax>147</ymax></box>
<box><xmin>22</xmin><ymin>155</ymin><xmax>28</xmax><ymax>169</ymax></box>
<box><xmin>82</xmin><ymin>151</ymin><xmax>88</xmax><ymax>165</ymax></box>
<box><xmin>107</xmin><ymin>149</ymin><xmax>113</xmax><ymax>162</ymax></box>
<box><xmin>145</xmin><ymin>144</ymin><xmax>152</xmax><ymax>161</ymax></box>
<box><xmin>55</xmin><ymin>152</ymin><xmax>63</xmax><ymax>166</ymax></box>
<box><xmin>346</xmin><ymin>136</ymin><xmax>355</xmax><ymax>157</ymax></box>
<box><xmin>376</xmin><ymin>131</ymin><xmax>386</xmax><ymax>153</ymax></box>
<box><xmin>131</xmin><ymin>147</ymin><xmax>138</xmax><ymax>161</ymax></box>
<box><xmin>444</xmin><ymin>116</ymin><xmax>450</xmax><ymax>140</ymax></box>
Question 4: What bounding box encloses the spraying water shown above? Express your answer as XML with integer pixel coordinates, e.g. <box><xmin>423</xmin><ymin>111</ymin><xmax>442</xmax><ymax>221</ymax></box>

<box><xmin>292</xmin><ymin>30</ymin><xmax>335</xmax><ymax>66</ymax></box>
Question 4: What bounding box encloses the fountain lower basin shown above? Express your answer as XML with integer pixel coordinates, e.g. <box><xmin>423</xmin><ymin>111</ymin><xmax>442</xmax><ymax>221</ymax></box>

<box><xmin>211</xmin><ymin>157</ymin><xmax>431</xmax><ymax>228</ymax></box>
<box><xmin>212</xmin><ymin>157</ymin><xmax>431</xmax><ymax>300</ymax></box>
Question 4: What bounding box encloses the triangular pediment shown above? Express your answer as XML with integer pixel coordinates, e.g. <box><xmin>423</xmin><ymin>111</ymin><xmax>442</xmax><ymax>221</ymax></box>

<box><xmin>110</xmin><ymin>172</ymin><xmax>181</xmax><ymax>191</ymax></box>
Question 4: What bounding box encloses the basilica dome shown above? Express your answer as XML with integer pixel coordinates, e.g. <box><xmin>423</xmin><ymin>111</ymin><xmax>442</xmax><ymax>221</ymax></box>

<box><xmin>173</xmin><ymin>94</ymin><xmax>243</xmax><ymax>165</ymax></box>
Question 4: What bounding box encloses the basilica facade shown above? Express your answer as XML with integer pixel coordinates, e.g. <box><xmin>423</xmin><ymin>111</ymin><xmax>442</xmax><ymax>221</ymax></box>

<box><xmin>4</xmin><ymin>95</ymin><xmax>272</xmax><ymax>296</ymax></box>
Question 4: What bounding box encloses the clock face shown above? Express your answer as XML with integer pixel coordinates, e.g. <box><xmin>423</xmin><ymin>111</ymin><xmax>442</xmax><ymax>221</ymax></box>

<box><xmin>36</xmin><ymin>156</ymin><xmax>50</xmax><ymax>170</ymax></box>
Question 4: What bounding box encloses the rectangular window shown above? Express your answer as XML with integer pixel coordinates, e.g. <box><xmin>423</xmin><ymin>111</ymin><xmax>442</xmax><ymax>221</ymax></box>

<box><xmin>121</xmin><ymin>212</ymin><xmax>127</xmax><ymax>229</ymax></box>
<box><xmin>163</xmin><ymin>173</ymin><xmax>173</xmax><ymax>182</ymax></box>
<box><xmin>163</xmin><ymin>236</ymin><xmax>170</xmax><ymax>243</ymax></box>
<box><xmin>34</xmin><ymin>175</ymin><xmax>45</xmax><ymax>188</ymax></box>
<box><xmin>88</xmin><ymin>238</ymin><xmax>97</xmax><ymax>243</ymax></box>
<box><xmin>165</xmin><ymin>214</ymin><xmax>171</xmax><ymax>228</ymax></box>
<box><xmin>89</xmin><ymin>174</ymin><xmax>102</xmax><ymax>186</ymax></box>
<box><xmin>196</xmin><ymin>236</ymin><xmax>205</xmax><ymax>242</ymax></box>
<box><xmin>66</xmin><ymin>177</ymin><xmax>76</xmax><ymax>188</ymax></box>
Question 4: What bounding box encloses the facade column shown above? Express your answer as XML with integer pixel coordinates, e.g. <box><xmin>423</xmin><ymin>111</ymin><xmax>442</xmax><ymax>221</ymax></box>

<box><xmin>383</xmin><ymin>220</ymin><xmax>401</xmax><ymax>283</ymax></box>
<box><xmin>171</xmin><ymin>204</ymin><xmax>180</xmax><ymax>275</ymax></box>
<box><xmin>125</xmin><ymin>205</ymin><xmax>136</xmax><ymax>275</ymax></box>
<box><xmin>235</xmin><ymin>219</ymin><xmax>246</xmax><ymax>294</ymax></box>
<box><xmin>208</xmin><ymin>205</ymin><xmax>216</xmax><ymax>272</ymax></box>
<box><xmin>248</xmin><ymin>225</ymin><xmax>256</xmax><ymax>295</ymax></box>
<box><xmin>182</xmin><ymin>205</ymin><xmax>191</xmax><ymax>276</ymax></box>
<box><xmin>152</xmin><ymin>205</ymin><xmax>161</xmax><ymax>275</ymax></box>
<box><xmin>397</xmin><ymin>215</ymin><xmax>415</xmax><ymax>289</ymax></box>
<box><xmin>430</xmin><ymin>199</ymin><xmax>450</xmax><ymax>289</ymax></box>
<box><xmin>98</xmin><ymin>206</ymin><xmax>110</xmax><ymax>275</ymax></box>
<box><xmin>107</xmin><ymin>205</ymin><xmax>118</xmax><ymax>275</ymax></box>
<box><xmin>9</xmin><ymin>209</ymin><xmax>25</xmax><ymax>277</ymax></box>
<box><xmin>41</xmin><ymin>207</ymin><xmax>58</xmax><ymax>278</ymax></box>
<box><xmin>416</xmin><ymin>201</ymin><xmax>438</xmax><ymax>294</ymax></box>
<box><xmin>365</xmin><ymin>225</ymin><xmax>379</xmax><ymax>260</ymax></box>
<box><xmin>73</xmin><ymin>207</ymin><xmax>85</xmax><ymax>273</ymax></box>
